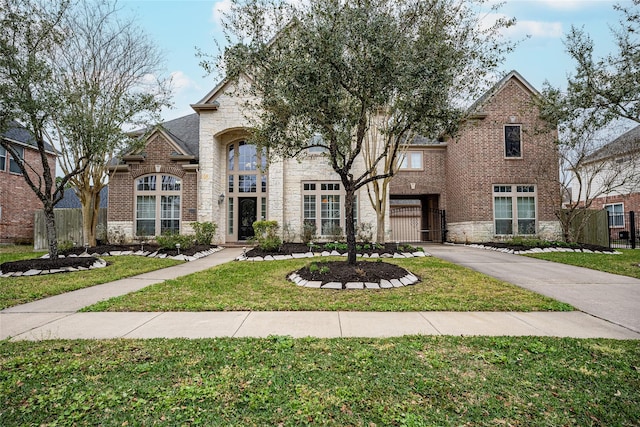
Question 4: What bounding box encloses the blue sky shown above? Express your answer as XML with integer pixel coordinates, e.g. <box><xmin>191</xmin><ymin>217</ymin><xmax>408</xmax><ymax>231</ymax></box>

<box><xmin>120</xmin><ymin>0</ymin><xmax>629</xmax><ymax>122</ymax></box>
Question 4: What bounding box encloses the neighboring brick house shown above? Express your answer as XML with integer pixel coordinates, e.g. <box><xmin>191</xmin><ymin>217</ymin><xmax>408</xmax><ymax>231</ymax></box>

<box><xmin>573</xmin><ymin>125</ymin><xmax>640</xmax><ymax>234</ymax></box>
<box><xmin>0</xmin><ymin>121</ymin><xmax>57</xmax><ymax>244</ymax></box>
<box><xmin>107</xmin><ymin>70</ymin><xmax>561</xmax><ymax>244</ymax></box>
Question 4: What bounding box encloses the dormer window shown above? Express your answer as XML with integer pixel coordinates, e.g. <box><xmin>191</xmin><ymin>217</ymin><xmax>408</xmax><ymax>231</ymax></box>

<box><xmin>308</xmin><ymin>133</ymin><xmax>327</xmax><ymax>154</ymax></box>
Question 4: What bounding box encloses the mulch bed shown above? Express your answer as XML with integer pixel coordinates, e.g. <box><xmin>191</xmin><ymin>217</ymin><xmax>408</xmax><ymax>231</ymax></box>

<box><xmin>476</xmin><ymin>242</ymin><xmax>615</xmax><ymax>253</ymax></box>
<box><xmin>247</xmin><ymin>243</ymin><xmax>421</xmax><ymax>285</ymax></box>
<box><xmin>246</xmin><ymin>242</ymin><xmax>404</xmax><ymax>258</ymax></box>
<box><xmin>0</xmin><ymin>256</ymin><xmax>102</xmax><ymax>273</ymax></box>
<box><xmin>295</xmin><ymin>260</ymin><xmax>412</xmax><ymax>284</ymax></box>
<box><xmin>0</xmin><ymin>244</ymin><xmax>216</xmax><ymax>274</ymax></box>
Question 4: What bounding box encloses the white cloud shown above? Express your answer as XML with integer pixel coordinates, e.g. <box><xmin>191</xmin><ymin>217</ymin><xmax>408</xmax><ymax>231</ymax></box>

<box><xmin>170</xmin><ymin>71</ymin><xmax>199</xmax><ymax>94</ymax></box>
<box><xmin>212</xmin><ymin>0</ymin><xmax>233</xmax><ymax>25</ymax></box>
<box><xmin>536</xmin><ymin>0</ymin><xmax>592</xmax><ymax>10</ymax></box>
<box><xmin>481</xmin><ymin>13</ymin><xmax>563</xmax><ymax>39</ymax></box>
<box><xmin>507</xmin><ymin>20</ymin><xmax>564</xmax><ymax>38</ymax></box>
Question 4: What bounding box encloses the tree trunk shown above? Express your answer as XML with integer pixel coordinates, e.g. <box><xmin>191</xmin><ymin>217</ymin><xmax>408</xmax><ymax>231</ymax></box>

<box><xmin>344</xmin><ymin>185</ymin><xmax>357</xmax><ymax>265</ymax></box>
<box><xmin>79</xmin><ymin>186</ymin><xmax>102</xmax><ymax>247</ymax></box>
<box><xmin>44</xmin><ymin>203</ymin><xmax>58</xmax><ymax>259</ymax></box>
<box><xmin>376</xmin><ymin>209</ymin><xmax>386</xmax><ymax>243</ymax></box>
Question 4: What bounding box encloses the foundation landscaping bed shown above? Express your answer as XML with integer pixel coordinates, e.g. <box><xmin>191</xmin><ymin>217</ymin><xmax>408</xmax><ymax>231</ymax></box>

<box><xmin>0</xmin><ymin>244</ymin><xmax>220</xmax><ymax>277</ymax></box>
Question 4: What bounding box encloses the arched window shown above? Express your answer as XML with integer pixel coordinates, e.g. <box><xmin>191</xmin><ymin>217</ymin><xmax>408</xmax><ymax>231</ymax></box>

<box><xmin>135</xmin><ymin>174</ymin><xmax>181</xmax><ymax>236</ymax></box>
<box><xmin>226</xmin><ymin>141</ymin><xmax>267</xmax><ymax>240</ymax></box>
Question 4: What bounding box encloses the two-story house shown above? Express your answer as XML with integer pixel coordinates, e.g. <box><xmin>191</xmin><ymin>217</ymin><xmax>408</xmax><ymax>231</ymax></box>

<box><xmin>0</xmin><ymin>121</ymin><xmax>58</xmax><ymax>244</ymax></box>
<box><xmin>107</xmin><ymin>70</ymin><xmax>561</xmax><ymax>244</ymax></box>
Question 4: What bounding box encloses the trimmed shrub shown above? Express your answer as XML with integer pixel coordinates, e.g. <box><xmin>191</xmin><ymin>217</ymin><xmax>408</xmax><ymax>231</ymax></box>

<box><xmin>253</xmin><ymin>220</ymin><xmax>282</xmax><ymax>252</ymax></box>
<box><xmin>192</xmin><ymin>221</ymin><xmax>218</xmax><ymax>245</ymax></box>
<box><xmin>156</xmin><ymin>231</ymin><xmax>194</xmax><ymax>250</ymax></box>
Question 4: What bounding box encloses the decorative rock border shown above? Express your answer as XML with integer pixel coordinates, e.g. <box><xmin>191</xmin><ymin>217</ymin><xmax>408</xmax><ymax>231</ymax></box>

<box><xmin>463</xmin><ymin>243</ymin><xmax>621</xmax><ymax>255</ymax></box>
<box><xmin>1</xmin><ymin>247</ymin><xmax>223</xmax><ymax>277</ymax></box>
<box><xmin>1</xmin><ymin>258</ymin><xmax>108</xmax><ymax>277</ymax></box>
<box><xmin>287</xmin><ymin>271</ymin><xmax>420</xmax><ymax>290</ymax></box>
<box><xmin>236</xmin><ymin>250</ymin><xmax>427</xmax><ymax>290</ymax></box>
<box><xmin>237</xmin><ymin>250</ymin><xmax>429</xmax><ymax>262</ymax></box>
<box><xmin>42</xmin><ymin>246</ymin><xmax>223</xmax><ymax>262</ymax></box>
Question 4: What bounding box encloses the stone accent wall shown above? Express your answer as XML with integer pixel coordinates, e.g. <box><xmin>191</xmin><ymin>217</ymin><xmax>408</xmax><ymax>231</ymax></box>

<box><xmin>0</xmin><ymin>145</ymin><xmax>56</xmax><ymax>244</ymax></box>
<box><xmin>197</xmin><ymin>78</ymin><xmax>257</xmax><ymax>243</ymax></box>
<box><xmin>197</xmin><ymin>77</ymin><xmax>386</xmax><ymax>243</ymax></box>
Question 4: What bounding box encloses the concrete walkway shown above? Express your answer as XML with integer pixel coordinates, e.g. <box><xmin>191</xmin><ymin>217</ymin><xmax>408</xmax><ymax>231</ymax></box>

<box><xmin>1</xmin><ymin>245</ymin><xmax>639</xmax><ymax>340</ymax></box>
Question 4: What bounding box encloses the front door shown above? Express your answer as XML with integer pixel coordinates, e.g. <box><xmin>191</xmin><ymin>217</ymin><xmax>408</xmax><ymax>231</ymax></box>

<box><xmin>238</xmin><ymin>197</ymin><xmax>257</xmax><ymax>240</ymax></box>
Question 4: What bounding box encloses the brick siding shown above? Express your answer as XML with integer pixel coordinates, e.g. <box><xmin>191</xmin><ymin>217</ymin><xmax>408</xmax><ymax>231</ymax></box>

<box><xmin>445</xmin><ymin>78</ymin><xmax>560</xmax><ymax>239</ymax></box>
<box><xmin>590</xmin><ymin>192</ymin><xmax>640</xmax><ymax>213</ymax></box>
<box><xmin>107</xmin><ymin>133</ymin><xmax>198</xmax><ymax>240</ymax></box>
<box><xmin>0</xmin><ymin>145</ymin><xmax>56</xmax><ymax>244</ymax></box>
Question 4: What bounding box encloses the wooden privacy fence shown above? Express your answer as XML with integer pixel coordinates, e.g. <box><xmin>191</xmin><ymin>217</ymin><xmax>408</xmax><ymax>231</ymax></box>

<box><xmin>560</xmin><ymin>209</ymin><xmax>609</xmax><ymax>247</ymax></box>
<box><xmin>34</xmin><ymin>208</ymin><xmax>107</xmax><ymax>250</ymax></box>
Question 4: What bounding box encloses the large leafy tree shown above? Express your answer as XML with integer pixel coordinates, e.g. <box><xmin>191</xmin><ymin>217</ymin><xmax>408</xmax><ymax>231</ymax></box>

<box><xmin>0</xmin><ymin>0</ymin><xmax>79</xmax><ymax>259</ymax></box>
<box><xmin>209</xmin><ymin>0</ymin><xmax>514</xmax><ymax>264</ymax></box>
<box><xmin>0</xmin><ymin>0</ymin><xmax>170</xmax><ymax>257</ymax></box>
<box><xmin>54</xmin><ymin>0</ymin><xmax>170</xmax><ymax>247</ymax></box>
<box><xmin>538</xmin><ymin>0</ymin><xmax>640</xmax><ymax>242</ymax></box>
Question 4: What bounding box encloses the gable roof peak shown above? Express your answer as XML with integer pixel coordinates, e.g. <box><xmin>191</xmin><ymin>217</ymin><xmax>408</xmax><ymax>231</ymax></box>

<box><xmin>468</xmin><ymin>70</ymin><xmax>540</xmax><ymax>115</ymax></box>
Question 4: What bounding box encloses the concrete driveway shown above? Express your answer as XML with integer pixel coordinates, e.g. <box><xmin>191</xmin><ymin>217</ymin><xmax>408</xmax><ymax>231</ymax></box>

<box><xmin>425</xmin><ymin>244</ymin><xmax>640</xmax><ymax>334</ymax></box>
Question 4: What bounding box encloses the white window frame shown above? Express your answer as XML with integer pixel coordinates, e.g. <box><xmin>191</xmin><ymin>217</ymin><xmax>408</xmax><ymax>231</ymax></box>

<box><xmin>302</xmin><ymin>181</ymin><xmax>358</xmax><ymax>237</ymax></box>
<box><xmin>605</xmin><ymin>203</ymin><xmax>625</xmax><ymax>228</ymax></box>
<box><xmin>399</xmin><ymin>151</ymin><xmax>423</xmax><ymax>170</ymax></box>
<box><xmin>504</xmin><ymin>124</ymin><xmax>522</xmax><ymax>159</ymax></box>
<box><xmin>493</xmin><ymin>184</ymin><xmax>537</xmax><ymax>235</ymax></box>
<box><xmin>134</xmin><ymin>174</ymin><xmax>182</xmax><ymax>237</ymax></box>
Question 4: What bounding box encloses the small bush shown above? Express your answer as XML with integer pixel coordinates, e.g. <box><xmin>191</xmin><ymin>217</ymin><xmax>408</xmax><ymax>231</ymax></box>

<box><xmin>324</xmin><ymin>224</ymin><xmax>344</xmax><ymax>242</ymax></box>
<box><xmin>301</xmin><ymin>221</ymin><xmax>316</xmax><ymax>244</ymax></box>
<box><xmin>253</xmin><ymin>220</ymin><xmax>282</xmax><ymax>252</ymax></box>
<box><xmin>58</xmin><ymin>240</ymin><xmax>75</xmax><ymax>251</ymax></box>
<box><xmin>192</xmin><ymin>221</ymin><xmax>218</xmax><ymax>245</ymax></box>
<box><xmin>356</xmin><ymin>222</ymin><xmax>374</xmax><ymax>243</ymax></box>
<box><xmin>107</xmin><ymin>227</ymin><xmax>126</xmax><ymax>245</ymax></box>
<box><xmin>282</xmin><ymin>222</ymin><xmax>296</xmax><ymax>243</ymax></box>
<box><xmin>156</xmin><ymin>231</ymin><xmax>194</xmax><ymax>250</ymax></box>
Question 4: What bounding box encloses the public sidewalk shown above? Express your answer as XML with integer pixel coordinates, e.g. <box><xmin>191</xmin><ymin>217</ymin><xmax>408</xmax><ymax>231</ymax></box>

<box><xmin>1</xmin><ymin>245</ymin><xmax>639</xmax><ymax>341</ymax></box>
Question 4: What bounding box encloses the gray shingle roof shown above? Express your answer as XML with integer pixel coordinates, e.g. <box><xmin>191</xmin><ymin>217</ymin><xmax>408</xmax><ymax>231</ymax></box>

<box><xmin>585</xmin><ymin>125</ymin><xmax>640</xmax><ymax>163</ymax></box>
<box><xmin>1</xmin><ymin>120</ymin><xmax>56</xmax><ymax>153</ymax></box>
<box><xmin>160</xmin><ymin>113</ymin><xmax>200</xmax><ymax>158</ymax></box>
<box><xmin>55</xmin><ymin>186</ymin><xmax>108</xmax><ymax>209</ymax></box>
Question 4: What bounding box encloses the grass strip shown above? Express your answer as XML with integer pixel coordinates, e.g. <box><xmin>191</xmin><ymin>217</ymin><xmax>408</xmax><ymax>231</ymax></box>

<box><xmin>0</xmin><ymin>256</ymin><xmax>182</xmax><ymax>309</ymax></box>
<box><xmin>527</xmin><ymin>249</ymin><xmax>640</xmax><ymax>279</ymax></box>
<box><xmin>84</xmin><ymin>257</ymin><xmax>572</xmax><ymax>312</ymax></box>
<box><xmin>1</xmin><ymin>336</ymin><xmax>638</xmax><ymax>426</ymax></box>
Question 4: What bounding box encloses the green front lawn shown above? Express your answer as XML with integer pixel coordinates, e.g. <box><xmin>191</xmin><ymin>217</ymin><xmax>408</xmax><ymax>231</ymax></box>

<box><xmin>84</xmin><ymin>257</ymin><xmax>572</xmax><ymax>312</ymax></box>
<box><xmin>527</xmin><ymin>249</ymin><xmax>640</xmax><ymax>279</ymax></box>
<box><xmin>1</xmin><ymin>337</ymin><xmax>638</xmax><ymax>426</ymax></box>
<box><xmin>0</xmin><ymin>256</ymin><xmax>182</xmax><ymax>309</ymax></box>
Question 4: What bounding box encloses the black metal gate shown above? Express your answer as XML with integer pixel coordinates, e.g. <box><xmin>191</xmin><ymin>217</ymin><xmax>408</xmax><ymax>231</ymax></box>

<box><xmin>609</xmin><ymin>211</ymin><xmax>639</xmax><ymax>249</ymax></box>
<box><xmin>389</xmin><ymin>206</ymin><xmax>446</xmax><ymax>243</ymax></box>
